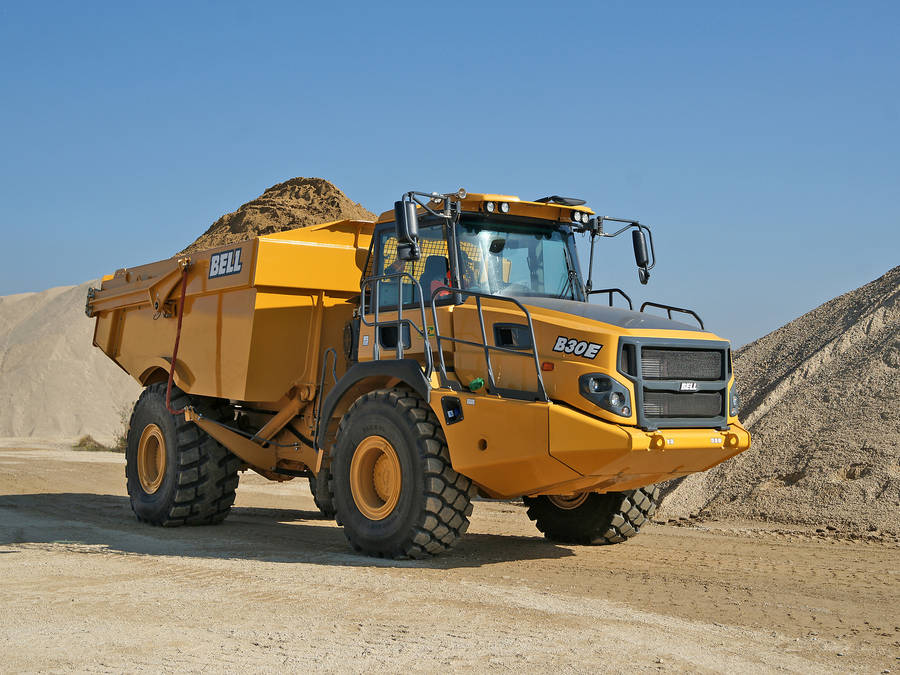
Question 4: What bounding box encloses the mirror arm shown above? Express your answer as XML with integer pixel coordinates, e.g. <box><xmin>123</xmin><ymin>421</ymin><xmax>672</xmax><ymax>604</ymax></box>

<box><xmin>406</xmin><ymin>190</ymin><xmax>465</xmax><ymax>221</ymax></box>
<box><xmin>596</xmin><ymin>218</ymin><xmax>656</xmax><ymax>270</ymax></box>
<box><xmin>585</xmin><ymin>230</ymin><xmax>597</xmax><ymax>293</ymax></box>
<box><xmin>639</xmin><ymin>223</ymin><xmax>656</xmax><ymax>271</ymax></box>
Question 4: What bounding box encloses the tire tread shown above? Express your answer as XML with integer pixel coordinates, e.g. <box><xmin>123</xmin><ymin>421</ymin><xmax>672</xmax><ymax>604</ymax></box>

<box><xmin>524</xmin><ymin>486</ymin><xmax>660</xmax><ymax>546</ymax></box>
<box><xmin>126</xmin><ymin>383</ymin><xmax>241</xmax><ymax>527</ymax></box>
<box><xmin>334</xmin><ymin>388</ymin><xmax>476</xmax><ymax>559</ymax></box>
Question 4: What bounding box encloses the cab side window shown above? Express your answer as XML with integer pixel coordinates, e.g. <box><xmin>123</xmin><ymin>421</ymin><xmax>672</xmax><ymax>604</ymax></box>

<box><xmin>375</xmin><ymin>225</ymin><xmax>451</xmax><ymax>310</ymax></box>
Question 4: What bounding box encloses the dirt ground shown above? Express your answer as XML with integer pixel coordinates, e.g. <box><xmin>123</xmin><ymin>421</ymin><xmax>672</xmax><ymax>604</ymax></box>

<box><xmin>1</xmin><ymin>446</ymin><xmax>897</xmax><ymax>673</ymax></box>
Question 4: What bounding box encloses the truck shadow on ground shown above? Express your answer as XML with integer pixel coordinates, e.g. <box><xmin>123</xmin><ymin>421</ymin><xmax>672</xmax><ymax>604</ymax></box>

<box><xmin>0</xmin><ymin>493</ymin><xmax>575</xmax><ymax>569</ymax></box>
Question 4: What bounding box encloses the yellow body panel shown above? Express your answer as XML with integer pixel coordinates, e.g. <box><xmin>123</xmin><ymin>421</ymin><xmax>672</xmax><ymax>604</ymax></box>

<box><xmin>438</xmin><ymin>395</ymin><xmax>580</xmax><ymax>498</ymax></box>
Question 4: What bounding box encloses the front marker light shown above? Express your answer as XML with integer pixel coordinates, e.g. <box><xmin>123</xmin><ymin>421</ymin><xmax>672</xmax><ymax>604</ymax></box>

<box><xmin>730</xmin><ymin>388</ymin><xmax>740</xmax><ymax>417</ymax></box>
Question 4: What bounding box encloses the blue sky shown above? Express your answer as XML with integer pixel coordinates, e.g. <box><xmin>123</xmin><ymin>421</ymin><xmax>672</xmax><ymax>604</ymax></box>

<box><xmin>1</xmin><ymin>1</ymin><xmax>897</xmax><ymax>346</ymax></box>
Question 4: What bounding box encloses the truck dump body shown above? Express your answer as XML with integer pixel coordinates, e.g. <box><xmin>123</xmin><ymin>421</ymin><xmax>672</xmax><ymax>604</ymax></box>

<box><xmin>89</xmin><ymin>219</ymin><xmax>373</xmax><ymax>403</ymax></box>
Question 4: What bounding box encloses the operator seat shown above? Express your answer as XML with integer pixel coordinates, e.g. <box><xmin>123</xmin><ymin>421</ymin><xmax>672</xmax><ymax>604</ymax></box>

<box><xmin>421</xmin><ymin>255</ymin><xmax>450</xmax><ymax>297</ymax></box>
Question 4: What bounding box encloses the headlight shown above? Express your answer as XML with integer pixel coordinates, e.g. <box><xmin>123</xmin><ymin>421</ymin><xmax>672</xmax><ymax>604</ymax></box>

<box><xmin>730</xmin><ymin>388</ymin><xmax>740</xmax><ymax>417</ymax></box>
<box><xmin>587</xmin><ymin>376</ymin><xmax>609</xmax><ymax>393</ymax></box>
<box><xmin>579</xmin><ymin>373</ymin><xmax>631</xmax><ymax>417</ymax></box>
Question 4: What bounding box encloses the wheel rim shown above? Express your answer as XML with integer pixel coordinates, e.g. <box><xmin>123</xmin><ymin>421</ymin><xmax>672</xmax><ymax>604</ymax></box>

<box><xmin>350</xmin><ymin>435</ymin><xmax>402</xmax><ymax>521</ymax></box>
<box><xmin>137</xmin><ymin>424</ymin><xmax>167</xmax><ymax>494</ymax></box>
<box><xmin>548</xmin><ymin>492</ymin><xmax>589</xmax><ymax>510</ymax></box>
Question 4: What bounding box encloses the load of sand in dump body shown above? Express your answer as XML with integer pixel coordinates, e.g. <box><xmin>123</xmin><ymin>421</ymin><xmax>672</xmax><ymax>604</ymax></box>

<box><xmin>0</xmin><ymin>178</ymin><xmax>374</xmax><ymax>445</ymax></box>
<box><xmin>182</xmin><ymin>177</ymin><xmax>374</xmax><ymax>253</ymax></box>
<box><xmin>659</xmin><ymin>265</ymin><xmax>900</xmax><ymax>534</ymax></box>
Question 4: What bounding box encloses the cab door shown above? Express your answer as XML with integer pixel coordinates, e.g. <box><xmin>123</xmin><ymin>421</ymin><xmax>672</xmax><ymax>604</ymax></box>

<box><xmin>357</xmin><ymin>223</ymin><xmax>454</xmax><ymax>368</ymax></box>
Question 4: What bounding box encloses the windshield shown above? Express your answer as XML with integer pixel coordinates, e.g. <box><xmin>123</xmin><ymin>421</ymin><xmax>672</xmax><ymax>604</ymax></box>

<box><xmin>455</xmin><ymin>217</ymin><xmax>584</xmax><ymax>300</ymax></box>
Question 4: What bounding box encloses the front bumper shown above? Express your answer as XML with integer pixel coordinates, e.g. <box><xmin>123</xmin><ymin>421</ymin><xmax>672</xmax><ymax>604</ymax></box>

<box><xmin>537</xmin><ymin>404</ymin><xmax>751</xmax><ymax>495</ymax></box>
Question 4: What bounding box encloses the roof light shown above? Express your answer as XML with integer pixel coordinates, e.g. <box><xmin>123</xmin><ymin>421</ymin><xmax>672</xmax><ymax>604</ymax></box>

<box><xmin>571</xmin><ymin>210</ymin><xmax>582</xmax><ymax>223</ymax></box>
<box><xmin>485</xmin><ymin>201</ymin><xmax>495</xmax><ymax>213</ymax></box>
<box><xmin>499</xmin><ymin>202</ymin><xmax>510</xmax><ymax>214</ymax></box>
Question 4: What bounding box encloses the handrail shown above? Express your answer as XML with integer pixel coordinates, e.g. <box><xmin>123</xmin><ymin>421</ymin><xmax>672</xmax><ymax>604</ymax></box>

<box><xmin>312</xmin><ymin>347</ymin><xmax>338</xmax><ymax>451</ymax></box>
<box><xmin>639</xmin><ymin>301</ymin><xmax>705</xmax><ymax>330</ymax></box>
<box><xmin>588</xmin><ymin>287</ymin><xmax>633</xmax><ymax>310</ymax></box>
<box><xmin>359</xmin><ymin>271</ymin><xmax>434</xmax><ymax>378</ymax></box>
<box><xmin>429</xmin><ymin>286</ymin><xmax>548</xmax><ymax>402</ymax></box>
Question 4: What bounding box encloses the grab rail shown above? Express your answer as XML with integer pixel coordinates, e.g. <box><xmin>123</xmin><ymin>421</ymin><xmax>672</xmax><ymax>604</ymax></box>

<box><xmin>359</xmin><ymin>272</ymin><xmax>434</xmax><ymax>377</ymax></box>
<box><xmin>430</xmin><ymin>287</ymin><xmax>548</xmax><ymax>402</ymax></box>
<box><xmin>588</xmin><ymin>287</ymin><xmax>633</xmax><ymax>310</ymax></box>
<box><xmin>640</xmin><ymin>301</ymin><xmax>705</xmax><ymax>330</ymax></box>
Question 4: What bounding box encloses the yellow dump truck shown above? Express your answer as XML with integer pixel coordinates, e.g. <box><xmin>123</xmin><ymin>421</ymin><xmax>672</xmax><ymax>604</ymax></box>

<box><xmin>87</xmin><ymin>189</ymin><xmax>750</xmax><ymax>558</ymax></box>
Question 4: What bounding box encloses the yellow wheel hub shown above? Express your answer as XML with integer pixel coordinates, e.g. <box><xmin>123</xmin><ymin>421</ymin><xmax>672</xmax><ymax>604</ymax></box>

<box><xmin>548</xmin><ymin>492</ymin><xmax>589</xmax><ymax>510</ymax></box>
<box><xmin>137</xmin><ymin>423</ymin><xmax>167</xmax><ymax>494</ymax></box>
<box><xmin>350</xmin><ymin>435</ymin><xmax>402</xmax><ymax>521</ymax></box>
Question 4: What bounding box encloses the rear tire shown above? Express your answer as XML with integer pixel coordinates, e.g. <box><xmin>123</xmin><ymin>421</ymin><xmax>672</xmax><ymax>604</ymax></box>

<box><xmin>308</xmin><ymin>467</ymin><xmax>336</xmax><ymax>518</ymax></box>
<box><xmin>331</xmin><ymin>388</ymin><xmax>476</xmax><ymax>558</ymax></box>
<box><xmin>125</xmin><ymin>383</ymin><xmax>241</xmax><ymax>526</ymax></box>
<box><xmin>523</xmin><ymin>486</ymin><xmax>659</xmax><ymax>545</ymax></box>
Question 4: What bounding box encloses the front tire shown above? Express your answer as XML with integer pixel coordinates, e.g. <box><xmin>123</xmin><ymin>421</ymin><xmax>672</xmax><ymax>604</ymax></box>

<box><xmin>523</xmin><ymin>486</ymin><xmax>659</xmax><ymax>545</ymax></box>
<box><xmin>125</xmin><ymin>383</ymin><xmax>241</xmax><ymax>526</ymax></box>
<box><xmin>331</xmin><ymin>388</ymin><xmax>476</xmax><ymax>558</ymax></box>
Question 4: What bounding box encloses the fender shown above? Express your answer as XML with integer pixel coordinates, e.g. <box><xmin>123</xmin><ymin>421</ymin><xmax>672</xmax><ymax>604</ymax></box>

<box><xmin>138</xmin><ymin>357</ymin><xmax>194</xmax><ymax>388</ymax></box>
<box><xmin>315</xmin><ymin>359</ymin><xmax>431</xmax><ymax>449</ymax></box>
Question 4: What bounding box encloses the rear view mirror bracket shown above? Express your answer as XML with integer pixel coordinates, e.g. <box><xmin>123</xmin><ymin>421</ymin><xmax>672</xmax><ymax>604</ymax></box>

<box><xmin>394</xmin><ymin>188</ymin><xmax>468</xmax><ymax>296</ymax></box>
<box><xmin>583</xmin><ymin>216</ymin><xmax>657</xmax><ymax>290</ymax></box>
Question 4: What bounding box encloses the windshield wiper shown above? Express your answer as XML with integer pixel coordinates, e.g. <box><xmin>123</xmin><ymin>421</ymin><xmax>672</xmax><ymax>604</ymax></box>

<box><xmin>555</xmin><ymin>244</ymin><xmax>580</xmax><ymax>299</ymax></box>
<box><xmin>556</xmin><ymin>269</ymin><xmax>578</xmax><ymax>299</ymax></box>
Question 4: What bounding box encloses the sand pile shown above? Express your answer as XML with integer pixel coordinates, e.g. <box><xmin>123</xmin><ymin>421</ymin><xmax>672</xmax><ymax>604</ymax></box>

<box><xmin>1</xmin><ymin>178</ymin><xmax>373</xmax><ymax>445</ymax></box>
<box><xmin>182</xmin><ymin>177</ymin><xmax>375</xmax><ymax>253</ymax></box>
<box><xmin>0</xmin><ymin>282</ymin><xmax>141</xmax><ymax>444</ymax></box>
<box><xmin>659</xmin><ymin>266</ymin><xmax>900</xmax><ymax>533</ymax></box>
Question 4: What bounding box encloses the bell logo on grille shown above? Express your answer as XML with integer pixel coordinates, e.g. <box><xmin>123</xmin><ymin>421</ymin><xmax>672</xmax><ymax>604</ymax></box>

<box><xmin>679</xmin><ymin>381</ymin><xmax>699</xmax><ymax>392</ymax></box>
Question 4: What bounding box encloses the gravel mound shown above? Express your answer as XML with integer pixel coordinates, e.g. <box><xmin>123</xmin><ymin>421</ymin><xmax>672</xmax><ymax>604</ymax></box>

<box><xmin>182</xmin><ymin>177</ymin><xmax>374</xmax><ymax>253</ymax></box>
<box><xmin>0</xmin><ymin>282</ymin><xmax>141</xmax><ymax>444</ymax></box>
<box><xmin>659</xmin><ymin>266</ymin><xmax>900</xmax><ymax>534</ymax></box>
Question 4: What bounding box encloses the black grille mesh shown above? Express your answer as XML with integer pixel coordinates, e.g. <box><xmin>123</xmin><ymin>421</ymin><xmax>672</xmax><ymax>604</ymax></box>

<box><xmin>641</xmin><ymin>349</ymin><xmax>722</xmax><ymax>380</ymax></box>
<box><xmin>643</xmin><ymin>391</ymin><xmax>723</xmax><ymax>418</ymax></box>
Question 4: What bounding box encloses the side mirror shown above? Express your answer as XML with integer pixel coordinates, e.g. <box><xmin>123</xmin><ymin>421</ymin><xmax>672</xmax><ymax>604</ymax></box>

<box><xmin>632</xmin><ymin>229</ymin><xmax>650</xmax><ymax>268</ymax></box>
<box><xmin>394</xmin><ymin>200</ymin><xmax>420</xmax><ymax>261</ymax></box>
<box><xmin>632</xmin><ymin>229</ymin><xmax>651</xmax><ymax>285</ymax></box>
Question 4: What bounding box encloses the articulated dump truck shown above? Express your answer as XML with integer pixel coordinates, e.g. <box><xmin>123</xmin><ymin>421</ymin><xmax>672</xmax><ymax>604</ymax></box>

<box><xmin>87</xmin><ymin>189</ymin><xmax>750</xmax><ymax>558</ymax></box>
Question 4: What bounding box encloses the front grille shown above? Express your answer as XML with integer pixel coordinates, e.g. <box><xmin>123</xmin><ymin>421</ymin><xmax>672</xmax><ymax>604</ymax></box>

<box><xmin>643</xmin><ymin>391</ymin><xmax>723</xmax><ymax>418</ymax></box>
<box><xmin>641</xmin><ymin>348</ymin><xmax>722</xmax><ymax>380</ymax></box>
